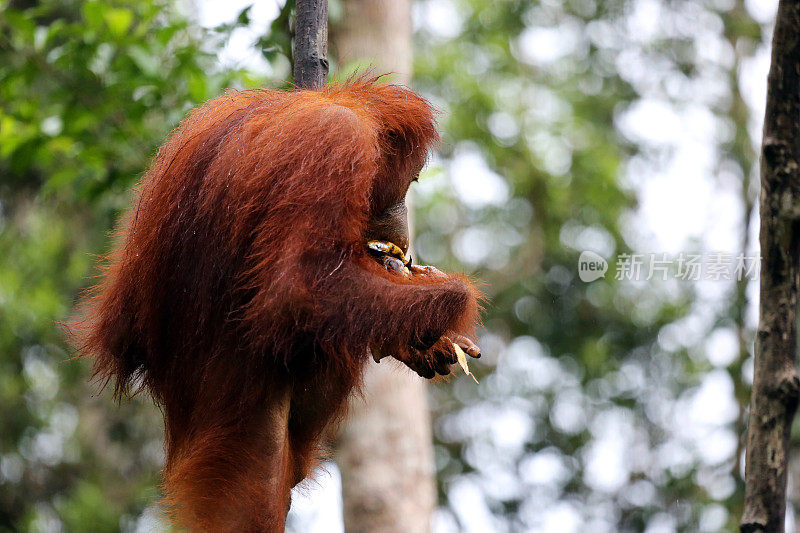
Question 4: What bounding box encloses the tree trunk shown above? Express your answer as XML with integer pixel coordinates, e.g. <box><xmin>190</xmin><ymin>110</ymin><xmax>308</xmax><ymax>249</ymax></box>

<box><xmin>741</xmin><ymin>2</ymin><xmax>800</xmax><ymax>531</ymax></box>
<box><xmin>332</xmin><ymin>1</ymin><xmax>413</xmax><ymax>82</ymax></box>
<box><xmin>293</xmin><ymin>0</ymin><xmax>328</xmax><ymax>89</ymax></box>
<box><xmin>332</xmin><ymin>2</ymin><xmax>437</xmax><ymax>532</ymax></box>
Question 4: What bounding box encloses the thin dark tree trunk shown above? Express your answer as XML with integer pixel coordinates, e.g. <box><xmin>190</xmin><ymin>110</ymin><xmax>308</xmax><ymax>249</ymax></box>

<box><xmin>741</xmin><ymin>2</ymin><xmax>800</xmax><ymax>531</ymax></box>
<box><xmin>293</xmin><ymin>0</ymin><xmax>328</xmax><ymax>89</ymax></box>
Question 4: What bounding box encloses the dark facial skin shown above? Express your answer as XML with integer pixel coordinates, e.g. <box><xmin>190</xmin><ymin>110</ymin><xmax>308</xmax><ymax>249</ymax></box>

<box><xmin>364</xmin><ymin>201</ymin><xmax>410</xmax><ymax>256</ymax></box>
<box><xmin>362</xmin><ymin>168</ymin><xmax>482</xmax><ymax>376</ymax></box>
<box><xmin>363</xmin><ymin>155</ymin><xmax>421</xmax><ymax>256</ymax></box>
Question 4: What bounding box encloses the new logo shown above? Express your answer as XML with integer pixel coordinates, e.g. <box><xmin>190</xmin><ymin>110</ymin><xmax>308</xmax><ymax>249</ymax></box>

<box><xmin>578</xmin><ymin>251</ymin><xmax>608</xmax><ymax>282</ymax></box>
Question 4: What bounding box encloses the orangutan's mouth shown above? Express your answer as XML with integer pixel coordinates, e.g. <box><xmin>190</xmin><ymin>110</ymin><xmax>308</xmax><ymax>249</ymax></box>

<box><xmin>366</xmin><ymin>240</ymin><xmax>411</xmax><ymax>276</ymax></box>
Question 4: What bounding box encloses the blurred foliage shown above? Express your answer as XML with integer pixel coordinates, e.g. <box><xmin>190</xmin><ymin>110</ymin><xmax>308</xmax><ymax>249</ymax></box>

<box><xmin>412</xmin><ymin>0</ymin><xmax>764</xmax><ymax>531</ymax></box>
<box><xmin>0</xmin><ymin>0</ymin><xmax>775</xmax><ymax>531</ymax></box>
<box><xmin>258</xmin><ymin>0</ymin><xmax>294</xmax><ymax>68</ymax></box>
<box><xmin>0</xmin><ymin>0</ymin><xmax>268</xmax><ymax>530</ymax></box>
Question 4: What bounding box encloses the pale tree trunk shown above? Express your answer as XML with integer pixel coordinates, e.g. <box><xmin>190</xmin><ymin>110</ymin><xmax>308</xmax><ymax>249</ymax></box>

<box><xmin>332</xmin><ymin>2</ymin><xmax>437</xmax><ymax>533</ymax></box>
<box><xmin>741</xmin><ymin>1</ymin><xmax>800</xmax><ymax>531</ymax></box>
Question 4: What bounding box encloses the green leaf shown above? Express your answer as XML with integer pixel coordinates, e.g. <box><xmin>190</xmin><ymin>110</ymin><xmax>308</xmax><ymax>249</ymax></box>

<box><xmin>128</xmin><ymin>45</ymin><xmax>159</xmax><ymax>76</ymax></box>
<box><xmin>103</xmin><ymin>8</ymin><xmax>134</xmax><ymax>38</ymax></box>
<box><xmin>237</xmin><ymin>5</ymin><xmax>254</xmax><ymax>26</ymax></box>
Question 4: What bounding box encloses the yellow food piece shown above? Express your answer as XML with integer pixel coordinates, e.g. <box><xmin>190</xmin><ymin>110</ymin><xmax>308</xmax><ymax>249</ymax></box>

<box><xmin>367</xmin><ymin>240</ymin><xmax>409</xmax><ymax>265</ymax></box>
<box><xmin>453</xmin><ymin>343</ymin><xmax>479</xmax><ymax>384</ymax></box>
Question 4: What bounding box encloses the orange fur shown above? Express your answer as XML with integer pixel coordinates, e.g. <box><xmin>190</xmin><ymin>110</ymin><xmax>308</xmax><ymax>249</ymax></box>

<box><xmin>68</xmin><ymin>77</ymin><xmax>481</xmax><ymax>531</ymax></box>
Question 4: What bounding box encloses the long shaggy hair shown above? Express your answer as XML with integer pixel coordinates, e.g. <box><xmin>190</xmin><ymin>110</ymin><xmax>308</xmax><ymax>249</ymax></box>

<box><xmin>69</xmin><ymin>77</ymin><xmax>481</xmax><ymax>531</ymax></box>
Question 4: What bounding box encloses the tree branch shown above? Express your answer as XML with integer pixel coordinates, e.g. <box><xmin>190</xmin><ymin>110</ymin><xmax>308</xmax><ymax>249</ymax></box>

<box><xmin>293</xmin><ymin>0</ymin><xmax>329</xmax><ymax>89</ymax></box>
<box><xmin>742</xmin><ymin>1</ymin><xmax>800</xmax><ymax>531</ymax></box>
